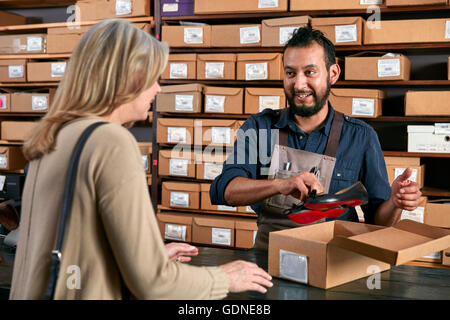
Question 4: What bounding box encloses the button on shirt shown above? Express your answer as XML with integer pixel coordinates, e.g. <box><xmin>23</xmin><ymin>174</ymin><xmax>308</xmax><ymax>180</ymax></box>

<box><xmin>210</xmin><ymin>104</ymin><xmax>391</xmax><ymax>224</ymax></box>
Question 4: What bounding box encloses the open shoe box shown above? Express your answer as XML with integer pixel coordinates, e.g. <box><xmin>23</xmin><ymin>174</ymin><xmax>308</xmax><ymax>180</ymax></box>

<box><xmin>268</xmin><ymin>219</ymin><xmax>450</xmax><ymax>289</ymax></box>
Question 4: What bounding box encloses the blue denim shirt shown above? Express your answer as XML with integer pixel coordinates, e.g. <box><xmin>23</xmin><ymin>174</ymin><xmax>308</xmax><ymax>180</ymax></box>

<box><xmin>210</xmin><ymin>103</ymin><xmax>391</xmax><ymax>224</ymax></box>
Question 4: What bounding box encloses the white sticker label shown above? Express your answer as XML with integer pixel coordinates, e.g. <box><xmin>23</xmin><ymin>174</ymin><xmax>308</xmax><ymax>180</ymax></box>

<box><xmin>445</xmin><ymin>21</ymin><xmax>450</xmax><ymax>39</ymax></box>
<box><xmin>245</xmin><ymin>63</ymin><xmax>268</xmax><ymax>81</ymax></box>
<box><xmin>217</xmin><ymin>205</ymin><xmax>237</xmax><ymax>211</ymax></box>
<box><xmin>400</xmin><ymin>207</ymin><xmax>424</xmax><ymax>224</ymax></box>
<box><xmin>116</xmin><ymin>0</ymin><xmax>132</xmax><ymax>15</ymax></box>
<box><xmin>259</xmin><ymin>96</ymin><xmax>280</xmax><ymax>112</ymax></box>
<box><xmin>253</xmin><ymin>230</ymin><xmax>257</xmax><ymax>245</ymax></box>
<box><xmin>211</xmin><ymin>127</ymin><xmax>231</xmax><ymax>144</ymax></box>
<box><xmin>164</xmin><ymin>224</ymin><xmax>186</xmax><ymax>241</ymax></box>
<box><xmin>162</xmin><ymin>3</ymin><xmax>179</xmax><ymax>12</ymax></box>
<box><xmin>170</xmin><ymin>63</ymin><xmax>188</xmax><ymax>79</ymax></box>
<box><xmin>279</xmin><ymin>249</ymin><xmax>308</xmax><ymax>284</ymax></box>
<box><xmin>422</xmin><ymin>251</ymin><xmax>441</xmax><ymax>260</ymax></box>
<box><xmin>0</xmin><ymin>154</ymin><xmax>7</xmax><ymax>169</ymax></box>
<box><xmin>258</xmin><ymin>0</ymin><xmax>278</xmax><ymax>8</ymax></box>
<box><xmin>360</xmin><ymin>0</ymin><xmax>382</xmax><ymax>4</ymax></box>
<box><xmin>170</xmin><ymin>192</ymin><xmax>189</xmax><ymax>207</ymax></box>
<box><xmin>0</xmin><ymin>96</ymin><xmax>7</xmax><ymax>110</ymax></box>
<box><xmin>246</xmin><ymin>206</ymin><xmax>255</xmax><ymax>213</ymax></box>
<box><xmin>435</xmin><ymin>123</ymin><xmax>450</xmax><ymax>135</ymax></box>
<box><xmin>27</xmin><ymin>36</ymin><xmax>42</xmax><ymax>52</ymax></box>
<box><xmin>184</xmin><ymin>28</ymin><xmax>203</xmax><ymax>44</ymax></box>
<box><xmin>0</xmin><ymin>175</ymin><xmax>5</xmax><ymax>191</ymax></box>
<box><xmin>352</xmin><ymin>98</ymin><xmax>375</xmax><ymax>116</ymax></box>
<box><xmin>175</xmin><ymin>95</ymin><xmax>194</xmax><ymax>111</ymax></box>
<box><xmin>335</xmin><ymin>24</ymin><xmax>357</xmax><ymax>43</ymax></box>
<box><xmin>205</xmin><ymin>95</ymin><xmax>225</xmax><ymax>113</ymax></box>
<box><xmin>394</xmin><ymin>168</ymin><xmax>418</xmax><ymax>182</ymax></box>
<box><xmin>141</xmin><ymin>155</ymin><xmax>149</xmax><ymax>171</ymax></box>
<box><xmin>167</xmin><ymin>127</ymin><xmax>187</xmax><ymax>143</ymax></box>
<box><xmin>204</xmin><ymin>163</ymin><xmax>223</xmax><ymax>180</ymax></box>
<box><xmin>378</xmin><ymin>59</ymin><xmax>400</xmax><ymax>77</ymax></box>
<box><xmin>205</xmin><ymin>62</ymin><xmax>224</xmax><ymax>79</ymax></box>
<box><xmin>240</xmin><ymin>26</ymin><xmax>260</xmax><ymax>44</ymax></box>
<box><xmin>31</xmin><ymin>96</ymin><xmax>48</xmax><ymax>111</ymax></box>
<box><xmin>169</xmin><ymin>158</ymin><xmax>189</xmax><ymax>176</ymax></box>
<box><xmin>212</xmin><ymin>228</ymin><xmax>231</xmax><ymax>246</ymax></box>
<box><xmin>279</xmin><ymin>27</ymin><xmax>298</xmax><ymax>45</ymax></box>
<box><xmin>8</xmin><ymin>65</ymin><xmax>24</xmax><ymax>78</ymax></box>
<box><xmin>51</xmin><ymin>62</ymin><xmax>66</xmax><ymax>78</ymax></box>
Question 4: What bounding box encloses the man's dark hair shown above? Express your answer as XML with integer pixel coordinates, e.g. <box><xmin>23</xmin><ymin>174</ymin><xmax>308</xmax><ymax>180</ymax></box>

<box><xmin>283</xmin><ymin>26</ymin><xmax>336</xmax><ymax>70</ymax></box>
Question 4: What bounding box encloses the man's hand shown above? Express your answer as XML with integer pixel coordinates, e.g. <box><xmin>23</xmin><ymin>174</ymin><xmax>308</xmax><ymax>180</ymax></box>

<box><xmin>390</xmin><ymin>167</ymin><xmax>422</xmax><ymax>211</ymax></box>
<box><xmin>275</xmin><ymin>172</ymin><xmax>324</xmax><ymax>201</ymax></box>
<box><xmin>165</xmin><ymin>242</ymin><xmax>199</xmax><ymax>263</ymax></box>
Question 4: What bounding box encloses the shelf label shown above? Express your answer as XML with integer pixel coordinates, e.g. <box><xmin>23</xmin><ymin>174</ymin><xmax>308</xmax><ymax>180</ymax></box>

<box><xmin>170</xmin><ymin>192</ymin><xmax>189</xmax><ymax>208</ymax></box>
<box><xmin>377</xmin><ymin>58</ymin><xmax>400</xmax><ymax>77</ymax></box>
<box><xmin>0</xmin><ymin>154</ymin><xmax>7</xmax><ymax>169</ymax></box>
<box><xmin>352</xmin><ymin>98</ymin><xmax>375</xmax><ymax>116</ymax></box>
<box><xmin>31</xmin><ymin>96</ymin><xmax>48</xmax><ymax>111</ymax></box>
<box><xmin>245</xmin><ymin>62</ymin><xmax>268</xmax><ymax>81</ymax></box>
<box><xmin>27</xmin><ymin>36</ymin><xmax>43</xmax><ymax>52</ymax></box>
<box><xmin>169</xmin><ymin>158</ymin><xmax>189</xmax><ymax>176</ymax></box>
<box><xmin>259</xmin><ymin>96</ymin><xmax>280</xmax><ymax>112</ymax></box>
<box><xmin>205</xmin><ymin>62</ymin><xmax>224</xmax><ymax>79</ymax></box>
<box><xmin>165</xmin><ymin>224</ymin><xmax>186</xmax><ymax>241</ymax></box>
<box><xmin>204</xmin><ymin>162</ymin><xmax>223</xmax><ymax>180</ymax></box>
<box><xmin>279</xmin><ymin>27</ymin><xmax>298</xmax><ymax>45</ymax></box>
<box><xmin>167</xmin><ymin>127</ymin><xmax>187</xmax><ymax>143</ymax></box>
<box><xmin>51</xmin><ymin>62</ymin><xmax>66</xmax><ymax>78</ymax></box>
<box><xmin>170</xmin><ymin>63</ymin><xmax>188</xmax><ymax>79</ymax></box>
<box><xmin>258</xmin><ymin>0</ymin><xmax>279</xmax><ymax>8</ymax></box>
<box><xmin>335</xmin><ymin>24</ymin><xmax>357</xmax><ymax>43</ymax></box>
<box><xmin>211</xmin><ymin>127</ymin><xmax>231</xmax><ymax>144</ymax></box>
<box><xmin>116</xmin><ymin>0</ymin><xmax>132</xmax><ymax>15</ymax></box>
<box><xmin>184</xmin><ymin>28</ymin><xmax>203</xmax><ymax>44</ymax></box>
<box><xmin>175</xmin><ymin>95</ymin><xmax>194</xmax><ymax>111</ymax></box>
<box><xmin>240</xmin><ymin>26</ymin><xmax>260</xmax><ymax>44</ymax></box>
<box><xmin>8</xmin><ymin>65</ymin><xmax>24</xmax><ymax>79</ymax></box>
<box><xmin>205</xmin><ymin>95</ymin><xmax>225</xmax><ymax>113</ymax></box>
<box><xmin>212</xmin><ymin>228</ymin><xmax>231</xmax><ymax>246</ymax></box>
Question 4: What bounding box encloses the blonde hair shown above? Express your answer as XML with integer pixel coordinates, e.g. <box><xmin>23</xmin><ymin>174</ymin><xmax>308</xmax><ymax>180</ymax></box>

<box><xmin>23</xmin><ymin>19</ymin><xmax>169</xmax><ymax>161</ymax></box>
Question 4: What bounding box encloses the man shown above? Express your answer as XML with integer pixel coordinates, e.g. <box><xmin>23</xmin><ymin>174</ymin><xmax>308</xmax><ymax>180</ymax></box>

<box><xmin>210</xmin><ymin>27</ymin><xmax>422</xmax><ymax>250</ymax></box>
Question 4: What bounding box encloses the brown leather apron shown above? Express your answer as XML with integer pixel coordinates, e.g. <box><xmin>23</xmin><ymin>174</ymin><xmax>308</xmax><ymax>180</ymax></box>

<box><xmin>254</xmin><ymin>110</ymin><xmax>344</xmax><ymax>250</ymax></box>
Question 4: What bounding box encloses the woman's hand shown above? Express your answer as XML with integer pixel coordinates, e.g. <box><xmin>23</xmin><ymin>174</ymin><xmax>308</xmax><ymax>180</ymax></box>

<box><xmin>165</xmin><ymin>242</ymin><xmax>199</xmax><ymax>263</ymax></box>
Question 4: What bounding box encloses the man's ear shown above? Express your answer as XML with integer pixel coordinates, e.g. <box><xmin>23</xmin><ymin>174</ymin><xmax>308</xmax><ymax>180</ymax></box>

<box><xmin>329</xmin><ymin>63</ymin><xmax>341</xmax><ymax>85</ymax></box>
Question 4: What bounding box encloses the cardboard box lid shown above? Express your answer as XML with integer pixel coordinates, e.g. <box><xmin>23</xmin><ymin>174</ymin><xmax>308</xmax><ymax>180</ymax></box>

<box><xmin>159</xmin><ymin>149</ymin><xmax>193</xmax><ymax>160</ymax></box>
<box><xmin>194</xmin><ymin>119</ymin><xmax>238</xmax><ymax>127</ymax></box>
<box><xmin>193</xmin><ymin>215</ymin><xmax>235</xmax><ymax>229</ymax></box>
<box><xmin>235</xmin><ymin>218</ymin><xmax>258</xmax><ymax>231</ymax></box>
<box><xmin>203</xmin><ymin>86</ymin><xmax>243</xmax><ymax>96</ymax></box>
<box><xmin>407</xmin><ymin>125</ymin><xmax>435</xmax><ymax>133</ymax></box>
<box><xmin>329</xmin><ymin>219</ymin><xmax>450</xmax><ymax>266</ymax></box>
<box><xmin>168</xmin><ymin>53</ymin><xmax>198</xmax><ymax>61</ymax></box>
<box><xmin>195</xmin><ymin>151</ymin><xmax>229</xmax><ymax>163</ymax></box>
<box><xmin>161</xmin><ymin>83</ymin><xmax>203</xmax><ymax>94</ymax></box>
<box><xmin>262</xmin><ymin>15</ymin><xmax>311</xmax><ymax>28</ymax></box>
<box><xmin>158</xmin><ymin>118</ymin><xmax>194</xmax><ymax>127</ymax></box>
<box><xmin>346</xmin><ymin>51</ymin><xmax>408</xmax><ymax>60</ymax></box>
<box><xmin>157</xmin><ymin>213</ymin><xmax>193</xmax><ymax>225</ymax></box>
<box><xmin>197</xmin><ymin>53</ymin><xmax>237</xmax><ymax>62</ymax></box>
<box><xmin>245</xmin><ymin>87</ymin><xmax>285</xmax><ymax>96</ymax></box>
<box><xmin>311</xmin><ymin>16</ymin><xmax>363</xmax><ymax>27</ymax></box>
<box><xmin>163</xmin><ymin>181</ymin><xmax>200</xmax><ymax>192</ymax></box>
<box><xmin>0</xmin><ymin>59</ymin><xmax>27</xmax><ymax>66</ymax></box>
<box><xmin>330</xmin><ymin>88</ymin><xmax>386</xmax><ymax>99</ymax></box>
<box><xmin>200</xmin><ymin>183</ymin><xmax>211</xmax><ymax>192</ymax></box>
<box><xmin>0</xmin><ymin>147</ymin><xmax>9</xmax><ymax>154</ymax></box>
<box><xmin>237</xmin><ymin>53</ymin><xmax>282</xmax><ymax>62</ymax></box>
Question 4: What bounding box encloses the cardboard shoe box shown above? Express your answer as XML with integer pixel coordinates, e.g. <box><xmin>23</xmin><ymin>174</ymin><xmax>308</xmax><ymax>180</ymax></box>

<box><xmin>386</xmin><ymin>0</ymin><xmax>447</xmax><ymax>5</ymax></box>
<box><xmin>158</xmin><ymin>149</ymin><xmax>195</xmax><ymax>178</ymax></box>
<box><xmin>261</xmin><ymin>16</ymin><xmax>311</xmax><ymax>47</ymax></box>
<box><xmin>235</xmin><ymin>218</ymin><xmax>258</xmax><ymax>249</ymax></box>
<box><xmin>211</xmin><ymin>25</ymin><xmax>261</xmax><ymax>47</ymax></box>
<box><xmin>0</xmin><ymin>11</ymin><xmax>26</xmax><ymax>27</ymax></box>
<box><xmin>329</xmin><ymin>88</ymin><xmax>385</xmax><ymax>118</ymax></box>
<box><xmin>200</xmin><ymin>183</ymin><xmax>242</xmax><ymax>213</ymax></box>
<box><xmin>1</xmin><ymin>121</ymin><xmax>38</xmax><ymax>141</ymax></box>
<box><xmin>405</xmin><ymin>91</ymin><xmax>450</xmax><ymax>116</ymax></box>
<box><xmin>407</xmin><ymin>125</ymin><xmax>450</xmax><ymax>153</ymax></box>
<box><xmin>195</xmin><ymin>151</ymin><xmax>228</xmax><ymax>181</ymax></box>
<box><xmin>0</xmin><ymin>93</ymin><xmax>11</xmax><ymax>112</ymax></box>
<box><xmin>345</xmin><ymin>53</ymin><xmax>411</xmax><ymax>81</ymax></box>
<box><xmin>161</xmin><ymin>54</ymin><xmax>197</xmax><ymax>80</ymax></box>
<box><xmin>425</xmin><ymin>200</ymin><xmax>450</xmax><ymax>229</ymax></box>
<box><xmin>157</xmin><ymin>212</ymin><xmax>194</xmax><ymax>243</ymax></box>
<box><xmin>194</xmin><ymin>0</ymin><xmax>288</xmax><ymax>14</ymax></box>
<box><xmin>443</xmin><ymin>247</ymin><xmax>450</xmax><ymax>266</ymax></box>
<box><xmin>75</xmin><ymin>0</ymin><xmax>150</xmax><ymax>21</ymax></box>
<box><xmin>0</xmin><ymin>147</ymin><xmax>27</xmax><ymax>171</ymax></box>
<box><xmin>203</xmin><ymin>86</ymin><xmax>243</xmax><ymax>114</ymax></box>
<box><xmin>197</xmin><ymin>54</ymin><xmax>236</xmax><ymax>80</ymax></box>
<box><xmin>157</xmin><ymin>118</ymin><xmax>194</xmax><ymax>145</ymax></box>
<box><xmin>290</xmin><ymin>0</ymin><xmax>385</xmax><ymax>11</ymax></box>
<box><xmin>364</xmin><ymin>18</ymin><xmax>450</xmax><ymax>45</ymax></box>
<box><xmin>137</xmin><ymin>142</ymin><xmax>152</xmax><ymax>174</ymax></box>
<box><xmin>384</xmin><ymin>156</ymin><xmax>425</xmax><ymax>188</ymax></box>
<box><xmin>311</xmin><ymin>17</ymin><xmax>364</xmax><ymax>46</ymax></box>
<box><xmin>161</xmin><ymin>181</ymin><xmax>200</xmax><ymax>209</ymax></box>
<box><xmin>10</xmin><ymin>92</ymin><xmax>51</xmax><ymax>113</ymax></box>
<box><xmin>236</xmin><ymin>53</ymin><xmax>284</xmax><ymax>81</ymax></box>
<box><xmin>0</xmin><ymin>60</ymin><xmax>27</xmax><ymax>83</ymax></box>
<box><xmin>194</xmin><ymin>119</ymin><xmax>240</xmax><ymax>146</ymax></box>
<box><xmin>244</xmin><ymin>87</ymin><xmax>286</xmax><ymax>114</ymax></box>
<box><xmin>192</xmin><ymin>214</ymin><xmax>235</xmax><ymax>248</ymax></box>
<box><xmin>399</xmin><ymin>197</ymin><xmax>428</xmax><ymax>224</ymax></box>
<box><xmin>27</xmin><ymin>61</ymin><xmax>67</xmax><ymax>82</ymax></box>
<box><xmin>0</xmin><ymin>34</ymin><xmax>46</xmax><ymax>54</ymax></box>
<box><xmin>161</xmin><ymin>25</ymin><xmax>211</xmax><ymax>48</ymax></box>
<box><xmin>268</xmin><ymin>219</ymin><xmax>450</xmax><ymax>289</ymax></box>
<box><xmin>448</xmin><ymin>57</ymin><xmax>450</xmax><ymax>80</ymax></box>
<box><xmin>156</xmin><ymin>84</ymin><xmax>203</xmax><ymax>113</ymax></box>
<box><xmin>161</xmin><ymin>0</ymin><xmax>194</xmax><ymax>16</ymax></box>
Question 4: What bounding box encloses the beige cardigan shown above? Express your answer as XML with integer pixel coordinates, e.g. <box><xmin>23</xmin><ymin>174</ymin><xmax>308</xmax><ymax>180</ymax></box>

<box><xmin>10</xmin><ymin>117</ymin><xmax>229</xmax><ymax>299</ymax></box>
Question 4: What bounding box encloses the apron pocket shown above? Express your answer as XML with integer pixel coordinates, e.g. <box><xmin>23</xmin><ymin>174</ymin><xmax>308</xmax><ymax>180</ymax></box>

<box><xmin>266</xmin><ymin>169</ymin><xmax>303</xmax><ymax>210</ymax></box>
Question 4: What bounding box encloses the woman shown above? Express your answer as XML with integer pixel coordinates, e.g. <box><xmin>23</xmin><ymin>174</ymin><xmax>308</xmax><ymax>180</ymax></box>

<box><xmin>10</xmin><ymin>19</ymin><xmax>272</xmax><ymax>300</ymax></box>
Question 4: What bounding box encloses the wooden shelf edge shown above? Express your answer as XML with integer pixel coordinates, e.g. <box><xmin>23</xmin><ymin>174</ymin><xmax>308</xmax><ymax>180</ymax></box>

<box><xmin>383</xmin><ymin>151</ymin><xmax>450</xmax><ymax>158</ymax></box>
<box><xmin>405</xmin><ymin>260</ymin><xmax>450</xmax><ymax>270</ymax></box>
<box><xmin>158</xmin><ymin>205</ymin><xmax>258</xmax><ymax>218</ymax></box>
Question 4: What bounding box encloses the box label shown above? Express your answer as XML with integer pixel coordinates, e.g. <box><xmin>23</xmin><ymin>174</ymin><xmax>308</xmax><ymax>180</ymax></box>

<box><xmin>394</xmin><ymin>168</ymin><xmax>418</xmax><ymax>182</ymax></box>
<box><xmin>204</xmin><ymin>162</ymin><xmax>223</xmax><ymax>180</ymax></box>
<box><xmin>279</xmin><ymin>27</ymin><xmax>298</xmax><ymax>45</ymax></box>
<box><xmin>184</xmin><ymin>28</ymin><xmax>203</xmax><ymax>44</ymax></box>
<box><xmin>212</xmin><ymin>228</ymin><xmax>231</xmax><ymax>246</ymax></box>
<box><xmin>0</xmin><ymin>175</ymin><xmax>5</xmax><ymax>191</ymax></box>
<box><xmin>446</xmin><ymin>21</ymin><xmax>450</xmax><ymax>39</ymax></box>
<box><xmin>434</xmin><ymin>123</ymin><xmax>450</xmax><ymax>135</ymax></box>
<box><xmin>8</xmin><ymin>65</ymin><xmax>24</xmax><ymax>79</ymax></box>
<box><xmin>259</xmin><ymin>96</ymin><xmax>280</xmax><ymax>112</ymax></box>
<box><xmin>170</xmin><ymin>63</ymin><xmax>188</xmax><ymax>79</ymax></box>
<box><xmin>211</xmin><ymin>127</ymin><xmax>231</xmax><ymax>144</ymax></box>
<box><xmin>246</xmin><ymin>206</ymin><xmax>255</xmax><ymax>213</ymax></box>
<box><xmin>141</xmin><ymin>155</ymin><xmax>149</xmax><ymax>171</ymax></box>
<box><xmin>360</xmin><ymin>0</ymin><xmax>382</xmax><ymax>4</ymax></box>
<box><xmin>205</xmin><ymin>95</ymin><xmax>225</xmax><ymax>113</ymax></box>
<box><xmin>0</xmin><ymin>154</ymin><xmax>7</xmax><ymax>169</ymax></box>
<box><xmin>279</xmin><ymin>249</ymin><xmax>308</xmax><ymax>284</ymax></box>
<box><xmin>205</xmin><ymin>62</ymin><xmax>224</xmax><ymax>79</ymax></box>
<box><xmin>0</xmin><ymin>96</ymin><xmax>7</xmax><ymax>110</ymax></box>
<box><xmin>335</xmin><ymin>24</ymin><xmax>357</xmax><ymax>43</ymax></box>
<box><xmin>169</xmin><ymin>158</ymin><xmax>189</xmax><ymax>176</ymax></box>
<box><xmin>253</xmin><ymin>230</ymin><xmax>257</xmax><ymax>245</ymax></box>
<box><xmin>167</xmin><ymin>127</ymin><xmax>187</xmax><ymax>143</ymax></box>
<box><xmin>162</xmin><ymin>3</ymin><xmax>179</xmax><ymax>13</ymax></box>
<box><xmin>27</xmin><ymin>36</ymin><xmax>43</xmax><ymax>52</ymax></box>
<box><xmin>240</xmin><ymin>26</ymin><xmax>260</xmax><ymax>44</ymax></box>
<box><xmin>352</xmin><ymin>98</ymin><xmax>375</xmax><ymax>116</ymax></box>
<box><xmin>217</xmin><ymin>205</ymin><xmax>237</xmax><ymax>211</ymax></box>
<box><xmin>170</xmin><ymin>192</ymin><xmax>189</xmax><ymax>207</ymax></box>
<box><xmin>32</xmin><ymin>96</ymin><xmax>48</xmax><ymax>111</ymax></box>
<box><xmin>378</xmin><ymin>59</ymin><xmax>400</xmax><ymax>77</ymax></box>
<box><xmin>165</xmin><ymin>224</ymin><xmax>186</xmax><ymax>241</ymax></box>
<box><xmin>51</xmin><ymin>62</ymin><xmax>66</xmax><ymax>78</ymax></box>
<box><xmin>116</xmin><ymin>0</ymin><xmax>132</xmax><ymax>15</ymax></box>
<box><xmin>258</xmin><ymin>0</ymin><xmax>279</xmax><ymax>8</ymax></box>
<box><xmin>175</xmin><ymin>95</ymin><xmax>194</xmax><ymax>111</ymax></box>
<box><xmin>400</xmin><ymin>207</ymin><xmax>424</xmax><ymax>224</ymax></box>
<box><xmin>422</xmin><ymin>251</ymin><xmax>441</xmax><ymax>260</ymax></box>
<box><xmin>245</xmin><ymin>63</ymin><xmax>268</xmax><ymax>81</ymax></box>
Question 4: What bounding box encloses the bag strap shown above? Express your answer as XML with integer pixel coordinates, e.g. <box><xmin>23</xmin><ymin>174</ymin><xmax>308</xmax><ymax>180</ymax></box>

<box><xmin>44</xmin><ymin>121</ymin><xmax>107</xmax><ymax>300</ymax></box>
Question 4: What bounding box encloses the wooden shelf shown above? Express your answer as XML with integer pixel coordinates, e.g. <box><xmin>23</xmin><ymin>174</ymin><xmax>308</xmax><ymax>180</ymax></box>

<box><xmin>364</xmin><ymin>116</ymin><xmax>450</xmax><ymax>123</ymax></box>
<box><xmin>158</xmin><ymin>205</ymin><xmax>257</xmax><ymax>218</ymax></box>
<box><xmin>421</xmin><ymin>187</ymin><xmax>450</xmax><ymax>198</ymax></box>
<box><xmin>405</xmin><ymin>260</ymin><xmax>450</xmax><ymax>270</ymax></box>
<box><xmin>158</xmin><ymin>112</ymin><xmax>249</xmax><ymax>120</ymax></box>
<box><xmin>0</xmin><ymin>112</ymin><xmax>45</xmax><ymax>117</ymax></box>
<box><xmin>0</xmin><ymin>140</ymin><xmax>23</xmax><ymax>146</ymax></box>
<box><xmin>0</xmin><ymin>54</ymin><xmax>70</xmax><ymax>60</ymax></box>
<box><xmin>383</xmin><ymin>151</ymin><xmax>450</xmax><ymax>158</ymax></box>
<box><xmin>0</xmin><ymin>81</ymin><xmax>60</xmax><ymax>87</ymax></box>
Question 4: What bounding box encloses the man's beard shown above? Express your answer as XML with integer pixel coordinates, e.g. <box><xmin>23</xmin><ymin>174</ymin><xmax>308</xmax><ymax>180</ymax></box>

<box><xmin>286</xmin><ymin>79</ymin><xmax>331</xmax><ymax>118</ymax></box>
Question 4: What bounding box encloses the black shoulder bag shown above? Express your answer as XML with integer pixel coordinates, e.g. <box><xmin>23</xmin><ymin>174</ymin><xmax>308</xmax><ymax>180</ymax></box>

<box><xmin>44</xmin><ymin>121</ymin><xmax>107</xmax><ymax>300</ymax></box>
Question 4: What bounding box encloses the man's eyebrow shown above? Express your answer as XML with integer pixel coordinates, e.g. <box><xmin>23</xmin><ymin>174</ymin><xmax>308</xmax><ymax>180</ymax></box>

<box><xmin>284</xmin><ymin>64</ymin><xmax>319</xmax><ymax>70</ymax></box>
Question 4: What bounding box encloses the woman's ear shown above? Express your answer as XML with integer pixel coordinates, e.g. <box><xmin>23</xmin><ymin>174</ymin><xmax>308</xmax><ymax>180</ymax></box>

<box><xmin>329</xmin><ymin>63</ymin><xmax>341</xmax><ymax>85</ymax></box>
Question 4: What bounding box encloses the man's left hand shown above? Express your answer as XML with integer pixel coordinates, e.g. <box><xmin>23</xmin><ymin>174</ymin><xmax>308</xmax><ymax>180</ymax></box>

<box><xmin>390</xmin><ymin>167</ymin><xmax>422</xmax><ymax>211</ymax></box>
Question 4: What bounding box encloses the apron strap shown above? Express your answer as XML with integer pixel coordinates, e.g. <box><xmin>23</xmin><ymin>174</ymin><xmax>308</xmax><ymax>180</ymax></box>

<box><xmin>278</xmin><ymin>109</ymin><xmax>289</xmax><ymax>146</ymax></box>
<box><xmin>324</xmin><ymin>111</ymin><xmax>344</xmax><ymax>158</ymax></box>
